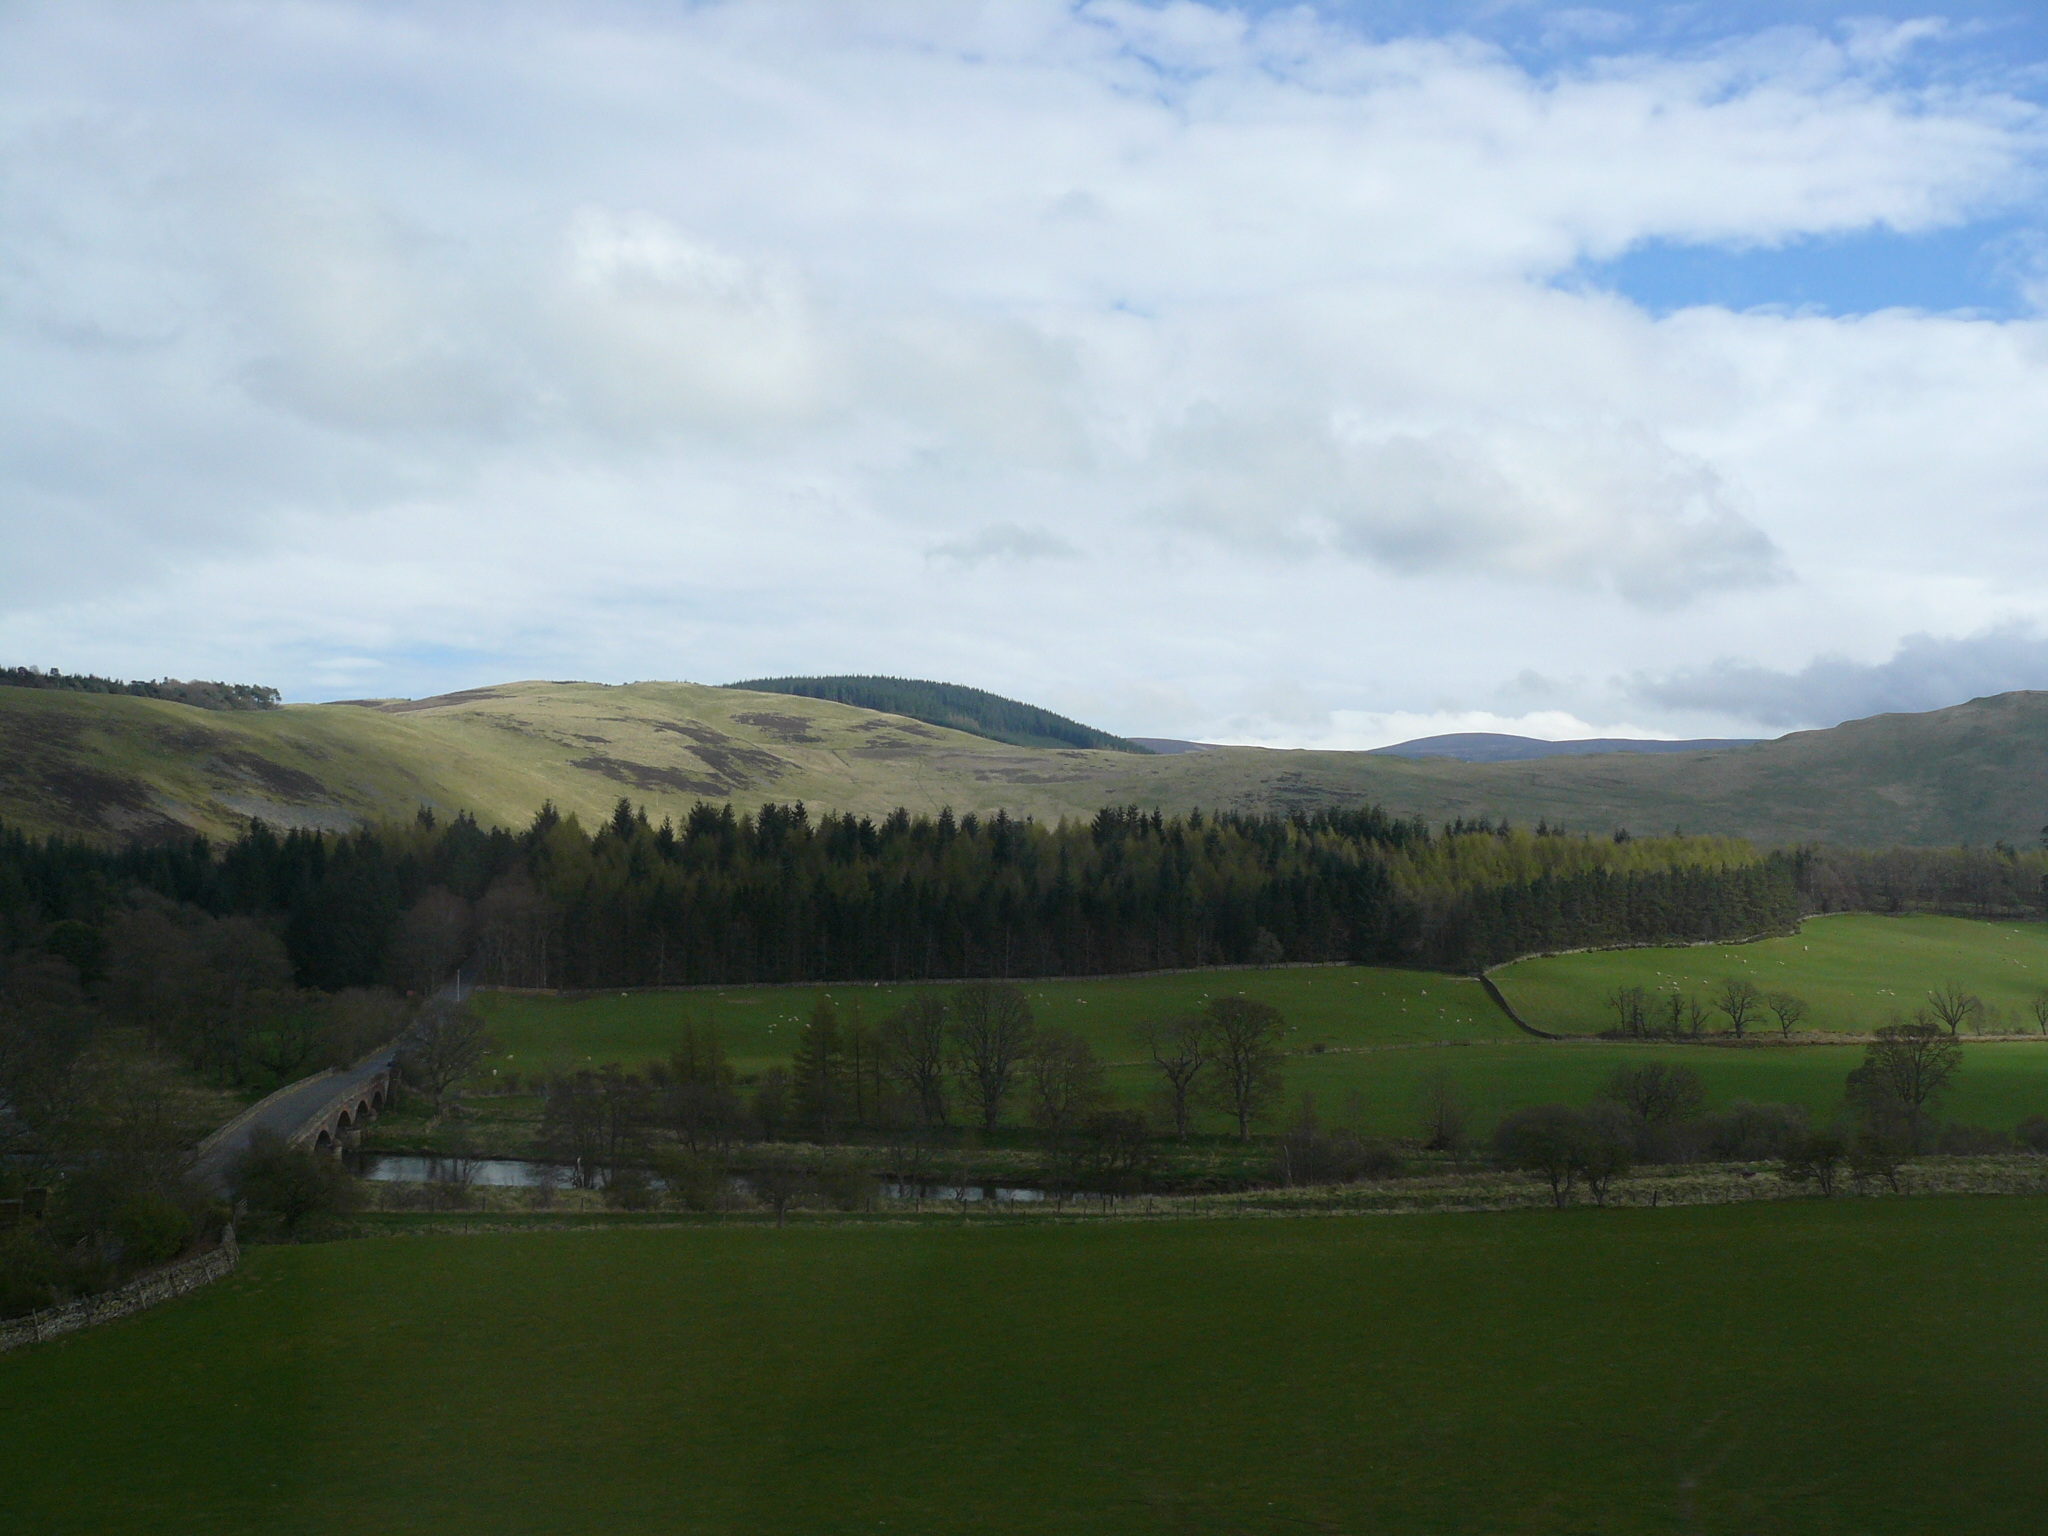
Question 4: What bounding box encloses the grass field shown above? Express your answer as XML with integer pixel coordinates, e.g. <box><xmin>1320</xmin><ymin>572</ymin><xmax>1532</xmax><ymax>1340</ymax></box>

<box><xmin>471</xmin><ymin>943</ymin><xmax>2048</xmax><ymax>1142</ymax></box>
<box><xmin>1494</xmin><ymin>911</ymin><xmax>2048</xmax><ymax>1036</ymax></box>
<box><xmin>472</xmin><ymin>965</ymin><xmax>1512</xmax><ymax>1081</ymax></box>
<box><xmin>8</xmin><ymin>1200</ymin><xmax>2048</xmax><ymax>1533</ymax></box>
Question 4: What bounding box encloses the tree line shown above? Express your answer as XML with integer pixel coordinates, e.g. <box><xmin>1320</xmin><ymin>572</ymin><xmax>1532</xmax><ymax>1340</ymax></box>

<box><xmin>1795</xmin><ymin>843</ymin><xmax>2048</xmax><ymax>919</ymax></box>
<box><xmin>0</xmin><ymin>801</ymin><xmax>1798</xmax><ymax>998</ymax></box>
<box><xmin>516</xmin><ymin>980</ymin><xmax>1289</xmax><ymax>1197</ymax></box>
<box><xmin>0</xmin><ymin>667</ymin><xmax>280</xmax><ymax>711</ymax></box>
<box><xmin>1492</xmin><ymin>1023</ymin><xmax>2048</xmax><ymax>1207</ymax></box>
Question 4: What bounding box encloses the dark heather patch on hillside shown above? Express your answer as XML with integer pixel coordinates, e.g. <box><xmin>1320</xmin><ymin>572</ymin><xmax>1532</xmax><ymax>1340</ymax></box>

<box><xmin>36</xmin><ymin>764</ymin><xmax>162</xmax><ymax>832</ymax></box>
<box><xmin>650</xmin><ymin>721</ymin><xmax>731</xmax><ymax>745</ymax></box>
<box><xmin>970</xmin><ymin>767</ymin><xmax>1094</xmax><ymax>784</ymax></box>
<box><xmin>209</xmin><ymin>751</ymin><xmax>329</xmax><ymax>800</ymax></box>
<box><xmin>568</xmin><ymin>755</ymin><xmax>727</xmax><ymax>797</ymax></box>
<box><xmin>151</xmin><ymin>723</ymin><xmax>228</xmax><ymax>754</ymax></box>
<box><xmin>732</xmin><ymin>712</ymin><xmax>822</xmax><ymax>743</ymax></box>
<box><xmin>570</xmin><ymin>733</ymin><xmax>611</xmax><ymax>744</ymax></box>
<box><xmin>0</xmin><ymin>708</ymin><xmax>87</xmax><ymax>752</ymax></box>
<box><xmin>685</xmin><ymin>743</ymin><xmax>785</xmax><ymax>783</ymax></box>
<box><xmin>852</xmin><ymin>717</ymin><xmax>941</xmax><ymax>740</ymax></box>
<box><xmin>375</xmin><ymin>687</ymin><xmax>510</xmax><ymax>713</ymax></box>
<box><xmin>644</xmin><ymin>722</ymin><xmax>786</xmax><ymax>780</ymax></box>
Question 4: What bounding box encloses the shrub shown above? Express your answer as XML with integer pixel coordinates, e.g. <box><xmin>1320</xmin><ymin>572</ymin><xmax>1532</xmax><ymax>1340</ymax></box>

<box><xmin>1703</xmin><ymin>1100</ymin><xmax>1807</xmax><ymax>1162</ymax></box>
<box><xmin>231</xmin><ymin>1131</ymin><xmax>359</xmax><ymax>1234</ymax></box>
<box><xmin>816</xmin><ymin>1159</ymin><xmax>877</xmax><ymax>1213</ymax></box>
<box><xmin>1850</xmin><ymin>1129</ymin><xmax>1907</xmax><ymax>1192</ymax></box>
<box><xmin>1779</xmin><ymin>1129</ymin><xmax>1849</xmax><ymax>1197</ymax></box>
<box><xmin>113</xmin><ymin>1194</ymin><xmax>191</xmax><ymax>1269</ymax></box>
<box><xmin>650</xmin><ymin>1149</ymin><xmax>728</xmax><ymax>1212</ymax></box>
<box><xmin>1599</xmin><ymin>1063</ymin><xmax>1705</xmax><ymax>1126</ymax></box>
<box><xmin>1494</xmin><ymin>1104</ymin><xmax>1588</xmax><ymax>1208</ymax></box>
<box><xmin>1935</xmin><ymin>1123</ymin><xmax>2011</xmax><ymax>1156</ymax></box>
<box><xmin>1493</xmin><ymin>1103</ymin><xmax>1636</xmax><ymax>1207</ymax></box>
<box><xmin>603</xmin><ymin>1169</ymin><xmax>656</xmax><ymax>1210</ymax></box>
<box><xmin>0</xmin><ymin>1228</ymin><xmax>66</xmax><ymax>1320</ymax></box>
<box><xmin>2016</xmin><ymin>1115</ymin><xmax>2048</xmax><ymax>1154</ymax></box>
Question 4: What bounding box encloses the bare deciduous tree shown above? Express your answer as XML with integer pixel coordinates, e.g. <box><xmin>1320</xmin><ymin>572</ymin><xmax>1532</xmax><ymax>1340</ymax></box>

<box><xmin>880</xmin><ymin>994</ymin><xmax>950</xmax><ymax>1127</ymax></box>
<box><xmin>1600</xmin><ymin>1063</ymin><xmax>1705</xmax><ymax>1125</ymax></box>
<box><xmin>1203</xmin><ymin>996</ymin><xmax>1287</xmax><ymax>1142</ymax></box>
<box><xmin>1416</xmin><ymin>1068</ymin><xmax>1468</xmax><ymax>1152</ymax></box>
<box><xmin>473</xmin><ymin>871</ymin><xmax>561</xmax><ymax>988</ymax></box>
<box><xmin>1765</xmin><ymin>992</ymin><xmax>1809</xmax><ymax>1039</ymax></box>
<box><xmin>1026</xmin><ymin>1028</ymin><xmax>1104</xmax><ymax>1139</ymax></box>
<box><xmin>1493</xmin><ymin>1104</ymin><xmax>1585</xmax><ymax>1208</ymax></box>
<box><xmin>1780</xmin><ymin>1127</ymin><xmax>1848</xmax><ymax>1197</ymax></box>
<box><xmin>399</xmin><ymin>1000</ymin><xmax>494</xmax><ymax>1112</ymax></box>
<box><xmin>1846</xmin><ymin>1019</ymin><xmax>1962</xmax><ymax>1154</ymax></box>
<box><xmin>1607</xmin><ymin>985</ymin><xmax>1648</xmax><ymax>1037</ymax></box>
<box><xmin>1926</xmin><ymin>982</ymin><xmax>1981</xmax><ymax>1038</ymax></box>
<box><xmin>385</xmin><ymin>886</ymin><xmax>473</xmax><ymax>996</ymax></box>
<box><xmin>1714</xmin><ymin>977</ymin><xmax>1763</xmax><ymax>1038</ymax></box>
<box><xmin>950</xmin><ymin>981</ymin><xmax>1035</xmax><ymax>1131</ymax></box>
<box><xmin>1137</xmin><ymin>1015</ymin><xmax>1207</xmax><ymax>1141</ymax></box>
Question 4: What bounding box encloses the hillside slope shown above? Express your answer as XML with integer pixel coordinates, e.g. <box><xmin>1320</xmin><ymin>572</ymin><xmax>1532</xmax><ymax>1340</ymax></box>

<box><xmin>724</xmin><ymin>675</ymin><xmax>1148</xmax><ymax>752</ymax></box>
<box><xmin>3</xmin><ymin>680</ymin><xmax>2045</xmax><ymax>847</ymax></box>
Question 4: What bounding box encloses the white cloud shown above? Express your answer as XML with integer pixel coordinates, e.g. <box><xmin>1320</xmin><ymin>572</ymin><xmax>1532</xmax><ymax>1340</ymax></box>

<box><xmin>0</xmin><ymin>1</ymin><xmax>2044</xmax><ymax>746</ymax></box>
<box><xmin>927</xmin><ymin>523</ymin><xmax>1081</xmax><ymax>566</ymax></box>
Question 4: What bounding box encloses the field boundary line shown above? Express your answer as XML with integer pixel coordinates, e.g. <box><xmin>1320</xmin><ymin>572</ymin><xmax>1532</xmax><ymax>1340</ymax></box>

<box><xmin>1475</xmin><ymin>975</ymin><xmax>1562</xmax><ymax>1039</ymax></box>
<box><xmin>0</xmin><ymin>1227</ymin><xmax>238</xmax><ymax>1353</ymax></box>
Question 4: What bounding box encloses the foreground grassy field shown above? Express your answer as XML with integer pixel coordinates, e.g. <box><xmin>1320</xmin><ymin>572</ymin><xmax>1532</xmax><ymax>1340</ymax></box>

<box><xmin>1495</xmin><ymin>911</ymin><xmax>2048</xmax><ymax>1035</ymax></box>
<box><xmin>8</xmin><ymin>1201</ymin><xmax>2048</xmax><ymax>1533</ymax></box>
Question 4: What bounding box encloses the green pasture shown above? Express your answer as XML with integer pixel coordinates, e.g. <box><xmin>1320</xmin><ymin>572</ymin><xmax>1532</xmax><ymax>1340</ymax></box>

<box><xmin>1495</xmin><ymin>911</ymin><xmax>2048</xmax><ymax>1035</ymax></box>
<box><xmin>1228</xmin><ymin>1038</ymin><xmax>2048</xmax><ymax>1139</ymax></box>
<box><xmin>9</xmin><ymin>1202</ymin><xmax>2048</xmax><ymax>1533</ymax></box>
<box><xmin>474</xmin><ymin>955</ymin><xmax>2048</xmax><ymax>1141</ymax></box>
<box><xmin>471</xmin><ymin>964</ymin><xmax>1512</xmax><ymax>1080</ymax></box>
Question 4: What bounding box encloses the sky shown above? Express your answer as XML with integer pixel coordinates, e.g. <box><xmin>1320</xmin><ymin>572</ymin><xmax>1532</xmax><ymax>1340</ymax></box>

<box><xmin>3</xmin><ymin>1</ymin><xmax>2047</xmax><ymax>749</ymax></box>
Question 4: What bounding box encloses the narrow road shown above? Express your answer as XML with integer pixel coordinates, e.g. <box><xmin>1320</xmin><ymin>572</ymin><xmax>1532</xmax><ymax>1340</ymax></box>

<box><xmin>193</xmin><ymin>1048</ymin><xmax>398</xmax><ymax>1189</ymax></box>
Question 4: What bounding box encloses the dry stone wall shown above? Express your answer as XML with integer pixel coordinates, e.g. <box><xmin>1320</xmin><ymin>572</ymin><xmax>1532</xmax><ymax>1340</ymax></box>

<box><xmin>0</xmin><ymin>1227</ymin><xmax>238</xmax><ymax>1353</ymax></box>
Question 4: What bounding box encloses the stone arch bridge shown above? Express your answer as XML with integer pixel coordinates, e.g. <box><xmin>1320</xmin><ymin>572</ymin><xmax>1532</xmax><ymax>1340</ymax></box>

<box><xmin>194</xmin><ymin>1049</ymin><xmax>399</xmax><ymax>1189</ymax></box>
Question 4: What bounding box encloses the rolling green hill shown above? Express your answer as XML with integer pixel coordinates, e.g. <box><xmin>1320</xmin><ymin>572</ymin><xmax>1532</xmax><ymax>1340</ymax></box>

<box><xmin>723</xmin><ymin>674</ymin><xmax>1149</xmax><ymax>752</ymax></box>
<box><xmin>4</xmin><ymin>677</ymin><xmax>2047</xmax><ymax>848</ymax></box>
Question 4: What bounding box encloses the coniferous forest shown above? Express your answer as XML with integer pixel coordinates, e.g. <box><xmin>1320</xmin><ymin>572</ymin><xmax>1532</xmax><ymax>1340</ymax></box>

<box><xmin>1</xmin><ymin>799</ymin><xmax>1798</xmax><ymax>992</ymax></box>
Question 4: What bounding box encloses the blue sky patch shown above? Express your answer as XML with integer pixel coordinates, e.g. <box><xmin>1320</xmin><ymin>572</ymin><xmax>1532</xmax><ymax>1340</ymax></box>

<box><xmin>1568</xmin><ymin>216</ymin><xmax>2043</xmax><ymax>318</ymax></box>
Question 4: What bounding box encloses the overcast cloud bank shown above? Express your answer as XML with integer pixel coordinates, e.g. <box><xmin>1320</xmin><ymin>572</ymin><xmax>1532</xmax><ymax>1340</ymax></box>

<box><xmin>3</xmin><ymin>2</ymin><xmax>2046</xmax><ymax>747</ymax></box>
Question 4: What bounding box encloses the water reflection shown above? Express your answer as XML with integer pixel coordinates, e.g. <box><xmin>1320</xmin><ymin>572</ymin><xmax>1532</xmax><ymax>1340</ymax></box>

<box><xmin>357</xmin><ymin>1155</ymin><xmax>1076</xmax><ymax>1204</ymax></box>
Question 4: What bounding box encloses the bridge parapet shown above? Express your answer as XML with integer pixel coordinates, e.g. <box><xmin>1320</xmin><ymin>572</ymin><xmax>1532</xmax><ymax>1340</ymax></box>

<box><xmin>293</xmin><ymin>1062</ymin><xmax>396</xmax><ymax>1152</ymax></box>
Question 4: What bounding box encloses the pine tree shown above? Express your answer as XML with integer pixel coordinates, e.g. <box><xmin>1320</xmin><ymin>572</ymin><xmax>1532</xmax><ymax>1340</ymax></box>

<box><xmin>790</xmin><ymin>995</ymin><xmax>844</xmax><ymax>1133</ymax></box>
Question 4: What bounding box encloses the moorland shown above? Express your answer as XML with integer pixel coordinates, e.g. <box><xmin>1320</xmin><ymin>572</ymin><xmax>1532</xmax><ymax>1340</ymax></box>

<box><xmin>8</xmin><ymin>671</ymin><xmax>2048</xmax><ymax>845</ymax></box>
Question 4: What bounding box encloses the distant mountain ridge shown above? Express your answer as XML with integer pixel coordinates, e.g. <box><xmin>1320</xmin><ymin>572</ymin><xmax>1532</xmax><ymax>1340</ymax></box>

<box><xmin>1371</xmin><ymin>732</ymin><xmax>1762</xmax><ymax>763</ymax></box>
<box><xmin>3</xmin><ymin>676</ymin><xmax>2046</xmax><ymax>849</ymax></box>
<box><xmin>723</xmin><ymin>675</ymin><xmax>1150</xmax><ymax>753</ymax></box>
